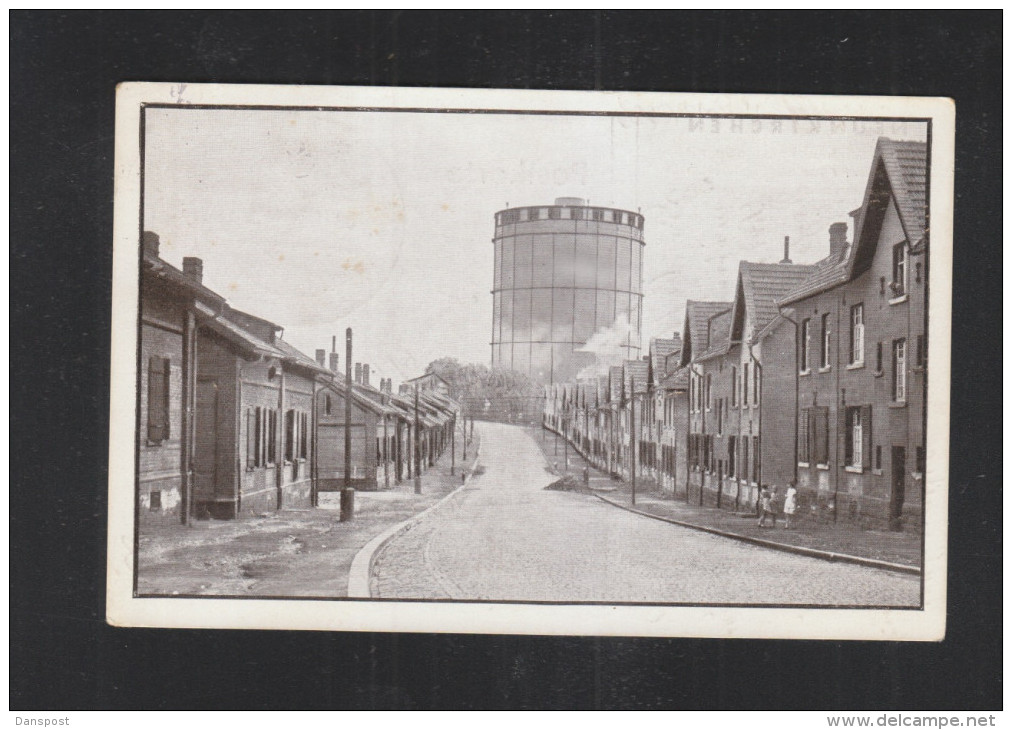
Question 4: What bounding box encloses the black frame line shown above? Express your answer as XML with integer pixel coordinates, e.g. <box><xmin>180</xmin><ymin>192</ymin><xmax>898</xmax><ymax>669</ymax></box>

<box><xmin>131</xmin><ymin>102</ymin><xmax>933</xmax><ymax>613</ymax></box>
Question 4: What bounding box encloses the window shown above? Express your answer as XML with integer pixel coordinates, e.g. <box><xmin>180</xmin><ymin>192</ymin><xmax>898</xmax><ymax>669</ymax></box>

<box><xmin>528</xmin><ymin>207</ymin><xmax>542</xmax><ymax>220</ymax></box>
<box><xmin>548</xmin><ymin>207</ymin><xmax>561</xmax><ymax>220</ymax></box>
<box><xmin>875</xmin><ymin>445</ymin><xmax>882</xmax><ymax>471</ymax></box>
<box><xmin>800</xmin><ymin>319</ymin><xmax>811</xmax><ymax>372</ymax></box>
<box><xmin>705</xmin><ymin>374</ymin><xmax>712</xmax><ymax>410</ymax></box>
<box><xmin>716</xmin><ymin>398</ymin><xmax>723</xmax><ymax>434</ymax></box>
<box><xmin>799</xmin><ymin>409</ymin><xmax>810</xmax><ymax>463</ymax></box>
<box><xmin>730</xmin><ymin>366</ymin><xmax>737</xmax><ymax>407</ymax></box>
<box><xmin>727</xmin><ymin>437</ymin><xmax>736</xmax><ymax>478</ymax></box>
<box><xmin>591</xmin><ymin>208</ymin><xmax>603</xmax><ymax>221</ymax></box>
<box><xmin>753</xmin><ymin>364</ymin><xmax>760</xmax><ymax>406</ymax></box>
<box><xmin>569</xmin><ymin>207</ymin><xmax>583</xmax><ymax>220</ymax></box>
<box><xmin>849</xmin><ymin>304</ymin><xmax>865</xmax><ymax>364</ymax></box>
<box><xmin>916</xmin><ymin>334</ymin><xmax>925</xmax><ymax>368</ymax></box>
<box><xmin>742</xmin><ymin>363</ymin><xmax>749</xmax><ymax>408</ymax></box>
<box><xmin>820</xmin><ymin>313</ymin><xmax>831</xmax><ymax>369</ymax></box>
<box><xmin>893</xmin><ymin>339</ymin><xmax>907</xmax><ymax>402</ymax></box>
<box><xmin>147</xmin><ymin>356</ymin><xmax>170</xmax><ymax>443</ymax></box>
<box><xmin>845</xmin><ymin>405</ymin><xmax>872</xmax><ymax>468</ymax></box>
<box><xmin>915</xmin><ymin>446</ymin><xmax>925</xmax><ymax>476</ymax></box>
<box><xmin>876</xmin><ymin>342</ymin><xmax>883</xmax><ymax>373</ymax></box>
<box><xmin>892</xmin><ymin>242</ymin><xmax>907</xmax><ymax>296</ymax></box>
<box><xmin>612</xmin><ymin>210</ymin><xmax>624</xmax><ymax>224</ymax></box>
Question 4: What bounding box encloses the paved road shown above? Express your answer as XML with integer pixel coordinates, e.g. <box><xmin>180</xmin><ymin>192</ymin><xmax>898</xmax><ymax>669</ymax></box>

<box><xmin>372</xmin><ymin>422</ymin><xmax>920</xmax><ymax>605</ymax></box>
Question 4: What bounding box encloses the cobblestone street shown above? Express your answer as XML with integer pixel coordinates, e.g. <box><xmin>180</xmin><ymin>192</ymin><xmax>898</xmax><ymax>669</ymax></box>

<box><xmin>373</xmin><ymin>422</ymin><xmax>920</xmax><ymax>605</ymax></box>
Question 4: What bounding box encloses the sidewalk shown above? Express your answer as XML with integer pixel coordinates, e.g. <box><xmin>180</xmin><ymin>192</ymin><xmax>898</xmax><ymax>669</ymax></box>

<box><xmin>136</xmin><ymin>434</ymin><xmax>480</xmax><ymax>597</ymax></box>
<box><xmin>534</xmin><ymin>426</ymin><xmax>921</xmax><ymax>571</ymax></box>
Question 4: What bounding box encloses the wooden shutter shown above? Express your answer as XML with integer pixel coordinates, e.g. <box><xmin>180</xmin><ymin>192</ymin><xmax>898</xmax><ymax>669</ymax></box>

<box><xmin>246</xmin><ymin>408</ymin><xmax>256</xmax><ymax>469</ymax></box>
<box><xmin>814</xmin><ymin>406</ymin><xmax>829</xmax><ymax>464</ymax></box>
<box><xmin>799</xmin><ymin>409</ymin><xmax>809</xmax><ymax>462</ymax></box>
<box><xmin>147</xmin><ymin>356</ymin><xmax>169</xmax><ymax>443</ymax></box>
<box><xmin>285</xmin><ymin>409</ymin><xmax>294</xmax><ymax>462</ymax></box>
<box><xmin>861</xmin><ymin>404</ymin><xmax>873</xmax><ymax>469</ymax></box>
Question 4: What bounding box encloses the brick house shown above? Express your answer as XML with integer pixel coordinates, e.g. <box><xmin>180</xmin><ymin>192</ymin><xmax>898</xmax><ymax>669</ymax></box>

<box><xmin>191</xmin><ymin>289</ymin><xmax>325</xmax><ymax>519</ymax></box>
<box><xmin>138</xmin><ymin>232</ymin><xmax>326</xmax><ymax>522</ymax></box>
<box><xmin>779</xmin><ymin>138</ymin><xmax>927</xmax><ymax>530</ymax></box>
<box><xmin>138</xmin><ymin>232</ymin><xmax>222</xmax><ymax>523</ymax></box>
<box><xmin>679</xmin><ymin>300</ymin><xmax>732</xmax><ymax>505</ymax></box>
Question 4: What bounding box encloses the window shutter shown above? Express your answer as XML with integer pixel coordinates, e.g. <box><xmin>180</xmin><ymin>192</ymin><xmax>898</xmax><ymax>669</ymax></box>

<box><xmin>839</xmin><ymin>406</ymin><xmax>850</xmax><ymax>466</ymax></box>
<box><xmin>285</xmin><ymin>409</ymin><xmax>294</xmax><ymax>462</ymax></box>
<box><xmin>147</xmin><ymin>356</ymin><xmax>169</xmax><ymax>443</ymax></box>
<box><xmin>861</xmin><ymin>404</ymin><xmax>873</xmax><ymax>469</ymax></box>
<box><xmin>246</xmin><ymin>409</ymin><xmax>256</xmax><ymax>469</ymax></box>
<box><xmin>815</xmin><ymin>406</ymin><xmax>829</xmax><ymax>464</ymax></box>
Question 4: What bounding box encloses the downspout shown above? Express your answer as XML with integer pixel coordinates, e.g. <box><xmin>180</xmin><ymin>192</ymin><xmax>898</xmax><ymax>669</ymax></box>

<box><xmin>277</xmin><ymin>366</ymin><xmax>285</xmax><ymax>510</ymax></box>
<box><xmin>776</xmin><ymin>305</ymin><xmax>800</xmax><ymax>485</ymax></box>
<box><xmin>689</xmin><ymin>363</ymin><xmax>705</xmax><ymax>506</ymax></box>
<box><xmin>746</xmin><ymin>339</ymin><xmax>763</xmax><ymax>506</ymax></box>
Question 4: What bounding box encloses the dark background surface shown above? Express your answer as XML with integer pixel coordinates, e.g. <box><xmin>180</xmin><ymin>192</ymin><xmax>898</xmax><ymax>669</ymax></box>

<box><xmin>11</xmin><ymin>11</ymin><xmax>1001</xmax><ymax>710</ymax></box>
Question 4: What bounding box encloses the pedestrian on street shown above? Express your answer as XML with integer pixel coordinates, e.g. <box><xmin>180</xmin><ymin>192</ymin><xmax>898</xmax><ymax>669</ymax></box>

<box><xmin>758</xmin><ymin>486</ymin><xmax>773</xmax><ymax>528</ymax></box>
<box><xmin>783</xmin><ymin>481</ymin><xmax>798</xmax><ymax>529</ymax></box>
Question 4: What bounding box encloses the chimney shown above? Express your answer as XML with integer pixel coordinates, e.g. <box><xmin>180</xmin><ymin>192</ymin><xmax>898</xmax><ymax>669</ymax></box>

<box><xmin>355</xmin><ymin>363</ymin><xmax>362</xmax><ymax>384</ymax></box>
<box><xmin>780</xmin><ymin>235</ymin><xmax>792</xmax><ymax>264</ymax></box>
<box><xmin>182</xmin><ymin>256</ymin><xmax>203</xmax><ymax>283</ymax></box>
<box><xmin>142</xmin><ymin>231</ymin><xmax>160</xmax><ymax>258</ymax></box>
<box><xmin>363</xmin><ymin>364</ymin><xmax>370</xmax><ymax>387</ymax></box>
<box><xmin>329</xmin><ymin>352</ymin><xmax>339</xmax><ymax>373</ymax></box>
<box><xmin>829</xmin><ymin>222</ymin><xmax>848</xmax><ymax>260</ymax></box>
<box><xmin>315</xmin><ymin>349</ymin><xmax>326</xmax><ymax>367</ymax></box>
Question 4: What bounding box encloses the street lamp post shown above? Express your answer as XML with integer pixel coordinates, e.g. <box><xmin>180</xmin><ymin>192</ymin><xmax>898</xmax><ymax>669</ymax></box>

<box><xmin>631</xmin><ymin>377</ymin><xmax>637</xmax><ymax>506</ymax></box>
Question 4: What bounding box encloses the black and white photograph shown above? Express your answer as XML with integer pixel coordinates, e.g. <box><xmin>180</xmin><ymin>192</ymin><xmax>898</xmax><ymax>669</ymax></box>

<box><xmin>107</xmin><ymin>83</ymin><xmax>952</xmax><ymax>639</ymax></box>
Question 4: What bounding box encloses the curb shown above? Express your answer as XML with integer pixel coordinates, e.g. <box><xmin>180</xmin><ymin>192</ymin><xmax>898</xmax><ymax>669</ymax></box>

<box><xmin>592</xmin><ymin>493</ymin><xmax>921</xmax><ymax>576</ymax></box>
<box><xmin>346</xmin><ymin>437</ymin><xmax>484</xmax><ymax>598</ymax></box>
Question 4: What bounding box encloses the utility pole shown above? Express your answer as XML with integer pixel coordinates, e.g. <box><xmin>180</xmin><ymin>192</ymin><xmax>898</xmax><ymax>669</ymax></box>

<box><xmin>451</xmin><ymin>412</ymin><xmax>456</xmax><ymax>476</ymax></box>
<box><xmin>631</xmin><ymin>377</ymin><xmax>637</xmax><ymax>506</ymax></box>
<box><xmin>414</xmin><ymin>383</ymin><xmax>421</xmax><ymax>494</ymax></box>
<box><xmin>344</xmin><ymin>328</ymin><xmax>352</xmax><ymax>490</ymax></box>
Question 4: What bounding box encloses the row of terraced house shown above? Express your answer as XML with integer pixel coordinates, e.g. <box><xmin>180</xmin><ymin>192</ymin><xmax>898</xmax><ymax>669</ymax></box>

<box><xmin>137</xmin><ymin>231</ymin><xmax>459</xmax><ymax>524</ymax></box>
<box><xmin>544</xmin><ymin>137</ymin><xmax>928</xmax><ymax>531</ymax></box>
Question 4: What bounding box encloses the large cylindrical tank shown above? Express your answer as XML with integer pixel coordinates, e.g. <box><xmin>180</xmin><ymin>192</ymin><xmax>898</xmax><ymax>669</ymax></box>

<box><xmin>490</xmin><ymin>197</ymin><xmax>645</xmax><ymax>384</ymax></box>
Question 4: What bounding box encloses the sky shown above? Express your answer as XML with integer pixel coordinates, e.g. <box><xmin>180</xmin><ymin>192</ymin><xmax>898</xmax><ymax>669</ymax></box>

<box><xmin>143</xmin><ymin>107</ymin><xmax>927</xmax><ymax>387</ymax></box>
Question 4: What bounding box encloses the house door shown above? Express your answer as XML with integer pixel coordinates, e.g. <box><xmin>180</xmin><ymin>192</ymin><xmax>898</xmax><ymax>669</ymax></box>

<box><xmin>890</xmin><ymin>446</ymin><xmax>906</xmax><ymax>529</ymax></box>
<box><xmin>193</xmin><ymin>380</ymin><xmax>219</xmax><ymax>506</ymax></box>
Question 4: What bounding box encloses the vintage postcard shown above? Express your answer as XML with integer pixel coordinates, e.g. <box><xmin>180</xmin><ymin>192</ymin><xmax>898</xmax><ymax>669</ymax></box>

<box><xmin>107</xmin><ymin>83</ymin><xmax>953</xmax><ymax>639</ymax></box>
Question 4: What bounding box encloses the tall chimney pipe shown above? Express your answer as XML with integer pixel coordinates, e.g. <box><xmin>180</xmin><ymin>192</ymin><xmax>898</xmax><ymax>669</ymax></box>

<box><xmin>329</xmin><ymin>352</ymin><xmax>339</xmax><ymax>373</ymax></box>
<box><xmin>780</xmin><ymin>236</ymin><xmax>792</xmax><ymax>264</ymax></box>
<box><xmin>363</xmin><ymin>364</ymin><xmax>370</xmax><ymax>387</ymax></box>
<box><xmin>315</xmin><ymin>349</ymin><xmax>326</xmax><ymax>367</ymax></box>
<box><xmin>332</xmin><ymin>335</ymin><xmax>336</xmax><ymax>353</ymax></box>
<box><xmin>355</xmin><ymin>363</ymin><xmax>362</xmax><ymax>384</ymax></box>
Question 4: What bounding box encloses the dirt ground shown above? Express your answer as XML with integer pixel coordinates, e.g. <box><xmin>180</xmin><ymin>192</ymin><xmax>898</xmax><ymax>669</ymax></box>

<box><xmin>136</xmin><ymin>437</ymin><xmax>479</xmax><ymax>597</ymax></box>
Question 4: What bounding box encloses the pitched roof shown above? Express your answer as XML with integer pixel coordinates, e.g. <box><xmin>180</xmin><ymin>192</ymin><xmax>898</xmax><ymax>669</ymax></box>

<box><xmin>649</xmin><ymin>336</ymin><xmax>682</xmax><ymax>384</ymax></box>
<box><xmin>732</xmin><ymin>261</ymin><xmax>816</xmax><ymax>341</ymax></box>
<box><xmin>878</xmin><ymin>138</ymin><xmax>927</xmax><ymax>243</ymax></box>
<box><xmin>659</xmin><ymin>366</ymin><xmax>689</xmax><ymax>391</ymax></box>
<box><xmin>622</xmin><ymin>359</ymin><xmax>649</xmax><ymax>395</ymax></box>
<box><xmin>273</xmin><ymin>337</ymin><xmax>332</xmax><ymax>375</ymax></box>
<box><xmin>780</xmin><ymin>138</ymin><xmax>927</xmax><ymax>306</ymax></box>
<box><xmin>697</xmin><ymin>308</ymin><xmax>734</xmax><ymax>360</ymax></box>
<box><xmin>681</xmin><ymin>300</ymin><xmax>732</xmax><ymax>365</ymax></box>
